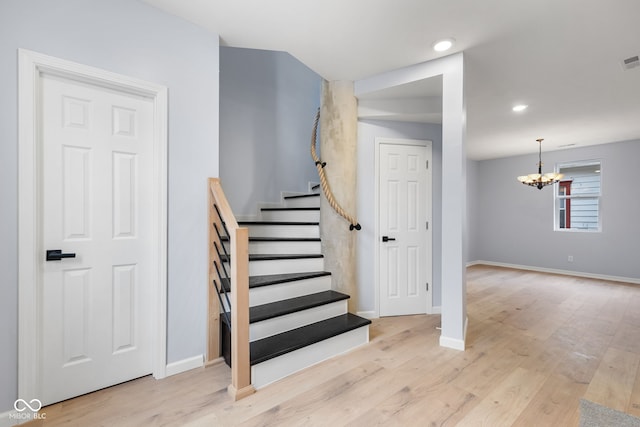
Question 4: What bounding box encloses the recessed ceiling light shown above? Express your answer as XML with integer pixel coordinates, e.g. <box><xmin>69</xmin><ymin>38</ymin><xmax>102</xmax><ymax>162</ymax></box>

<box><xmin>433</xmin><ymin>38</ymin><xmax>454</xmax><ymax>52</ymax></box>
<box><xmin>512</xmin><ymin>104</ymin><xmax>528</xmax><ymax>112</ymax></box>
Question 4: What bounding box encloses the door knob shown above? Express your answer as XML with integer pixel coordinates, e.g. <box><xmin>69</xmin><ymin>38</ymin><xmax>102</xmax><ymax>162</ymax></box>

<box><xmin>381</xmin><ymin>236</ymin><xmax>396</xmax><ymax>242</ymax></box>
<box><xmin>46</xmin><ymin>249</ymin><xmax>76</xmax><ymax>261</ymax></box>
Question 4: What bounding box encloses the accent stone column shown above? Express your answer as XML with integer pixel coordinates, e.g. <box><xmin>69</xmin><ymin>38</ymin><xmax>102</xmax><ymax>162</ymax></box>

<box><xmin>320</xmin><ymin>80</ymin><xmax>358</xmax><ymax>312</ymax></box>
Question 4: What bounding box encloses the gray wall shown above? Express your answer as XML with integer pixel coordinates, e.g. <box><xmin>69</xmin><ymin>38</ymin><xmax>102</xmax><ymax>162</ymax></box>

<box><xmin>0</xmin><ymin>0</ymin><xmax>219</xmax><ymax>412</ymax></box>
<box><xmin>220</xmin><ymin>47</ymin><xmax>321</xmax><ymax>216</ymax></box>
<box><xmin>473</xmin><ymin>139</ymin><xmax>640</xmax><ymax>279</ymax></box>
<box><xmin>466</xmin><ymin>158</ymin><xmax>481</xmax><ymax>262</ymax></box>
<box><xmin>356</xmin><ymin>119</ymin><xmax>443</xmax><ymax>311</ymax></box>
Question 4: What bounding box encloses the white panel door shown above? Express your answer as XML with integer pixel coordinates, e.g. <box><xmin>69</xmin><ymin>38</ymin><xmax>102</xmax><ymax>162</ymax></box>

<box><xmin>40</xmin><ymin>73</ymin><xmax>154</xmax><ymax>405</ymax></box>
<box><xmin>379</xmin><ymin>142</ymin><xmax>431</xmax><ymax>316</ymax></box>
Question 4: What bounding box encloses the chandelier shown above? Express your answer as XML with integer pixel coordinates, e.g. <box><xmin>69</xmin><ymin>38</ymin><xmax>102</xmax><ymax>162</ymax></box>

<box><xmin>517</xmin><ymin>138</ymin><xmax>563</xmax><ymax>190</ymax></box>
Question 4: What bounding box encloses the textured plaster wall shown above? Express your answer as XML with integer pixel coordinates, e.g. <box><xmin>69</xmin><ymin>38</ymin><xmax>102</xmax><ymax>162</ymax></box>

<box><xmin>320</xmin><ymin>81</ymin><xmax>358</xmax><ymax>310</ymax></box>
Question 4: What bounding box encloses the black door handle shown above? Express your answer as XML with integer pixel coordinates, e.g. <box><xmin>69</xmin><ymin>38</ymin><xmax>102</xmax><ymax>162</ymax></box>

<box><xmin>381</xmin><ymin>236</ymin><xmax>396</xmax><ymax>242</ymax></box>
<box><xmin>46</xmin><ymin>249</ymin><xmax>76</xmax><ymax>261</ymax></box>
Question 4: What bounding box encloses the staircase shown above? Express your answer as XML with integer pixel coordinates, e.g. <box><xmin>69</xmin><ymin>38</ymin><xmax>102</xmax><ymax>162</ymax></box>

<box><xmin>220</xmin><ymin>192</ymin><xmax>371</xmax><ymax>389</ymax></box>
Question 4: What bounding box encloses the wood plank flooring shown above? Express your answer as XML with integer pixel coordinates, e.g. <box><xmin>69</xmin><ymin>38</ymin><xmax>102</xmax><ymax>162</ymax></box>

<box><xmin>29</xmin><ymin>265</ymin><xmax>640</xmax><ymax>426</ymax></box>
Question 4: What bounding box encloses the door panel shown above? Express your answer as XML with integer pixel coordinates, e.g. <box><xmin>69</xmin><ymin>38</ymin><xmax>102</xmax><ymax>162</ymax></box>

<box><xmin>379</xmin><ymin>142</ymin><xmax>431</xmax><ymax>316</ymax></box>
<box><xmin>40</xmin><ymin>73</ymin><xmax>153</xmax><ymax>404</ymax></box>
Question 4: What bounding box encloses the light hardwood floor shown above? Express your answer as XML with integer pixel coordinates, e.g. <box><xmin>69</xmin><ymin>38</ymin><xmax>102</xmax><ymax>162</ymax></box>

<box><xmin>29</xmin><ymin>266</ymin><xmax>640</xmax><ymax>426</ymax></box>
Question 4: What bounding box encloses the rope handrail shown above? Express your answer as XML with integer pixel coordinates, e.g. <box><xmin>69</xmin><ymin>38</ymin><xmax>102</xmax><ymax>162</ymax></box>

<box><xmin>311</xmin><ymin>108</ymin><xmax>361</xmax><ymax>231</ymax></box>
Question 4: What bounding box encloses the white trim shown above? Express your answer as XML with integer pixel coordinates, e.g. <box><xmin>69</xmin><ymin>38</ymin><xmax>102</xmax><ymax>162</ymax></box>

<box><xmin>468</xmin><ymin>260</ymin><xmax>640</xmax><ymax>285</ymax></box>
<box><xmin>465</xmin><ymin>260</ymin><xmax>483</xmax><ymax>267</ymax></box>
<box><xmin>356</xmin><ymin>310</ymin><xmax>378</xmax><ymax>319</ymax></box>
<box><xmin>281</xmin><ymin>191</ymin><xmax>307</xmax><ymax>199</ymax></box>
<box><xmin>439</xmin><ymin>335</ymin><xmax>465</xmax><ymax>351</ymax></box>
<box><xmin>439</xmin><ymin>316</ymin><xmax>467</xmax><ymax>351</ymax></box>
<box><xmin>553</xmin><ymin>158</ymin><xmax>603</xmax><ymax>233</ymax></box>
<box><xmin>0</xmin><ymin>408</ymin><xmax>47</xmax><ymax>426</ymax></box>
<box><xmin>428</xmin><ymin>305</ymin><xmax>442</xmax><ymax>315</ymax></box>
<box><xmin>235</xmin><ymin>214</ymin><xmax>260</xmax><ymax>222</ymax></box>
<box><xmin>165</xmin><ymin>355</ymin><xmax>204</xmax><ymax>377</ymax></box>
<box><xmin>235</xmin><ymin>201</ymin><xmax>283</xmax><ymax>222</ymax></box>
<box><xmin>308</xmin><ymin>181</ymin><xmax>320</xmax><ymax>192</ymax></box>
<box><xmin>251</xmin><ymin>326</ymin><xmax>369</xmax><ymax>389</ymax></box>
<box><xmin>0</xmin><ymin>410</ymin><xmax>18</xmax><ymax>427</ymax></box>
<box><xmin>17</xmin><ymin>49</ymin><xmax>169</xmax><ymax>401</ymax></box>
<box><xmin>375</xmin><ymin>138</ymin><xmax>433</xmax><ymax>317</ymax></box>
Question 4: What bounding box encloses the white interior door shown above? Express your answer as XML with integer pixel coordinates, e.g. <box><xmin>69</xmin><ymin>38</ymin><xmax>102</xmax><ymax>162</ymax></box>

<box><xmin>379</xmin><ymin>141</ymin><xmax>432</xmax><ymax>316</ymax></box>
<box><xmin>40</xmin><ymin>73</ymin><xmax>154</xmax><ymax>404</ymax></box>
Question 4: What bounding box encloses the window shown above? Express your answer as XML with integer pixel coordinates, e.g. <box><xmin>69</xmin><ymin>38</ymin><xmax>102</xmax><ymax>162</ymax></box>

<box><xmin>555</xmin><ymin>161</ymin><xmax>601</xmax><ymax>231</ymax></box>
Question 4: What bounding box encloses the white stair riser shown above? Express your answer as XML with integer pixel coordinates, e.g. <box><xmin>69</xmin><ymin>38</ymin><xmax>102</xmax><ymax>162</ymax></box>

<box><xmin>223</xmin><ymin>275</ymin><xmax>332</xmax><ymax>310</ymax></box>
<box><xmin>224</xmin><ymin>257</ymin><xmax>324</xmax><ymax>276</ymax></box>
<box><xmin>284</xmin><ymin>197</ymin><xmax>320</xmax><ymax>208</ymax></box>
<box><xmin>260</xmin><ymin>210</ymin><xmax>320</xmax><ymax>222</ymax></box>
<box><xmin>251</xmin><ymin>326</ymin><xmax>370</xmax><ymax>389</ymax></box>
<box><xmin>223</xmin><ymin>240</ymin><xmax>322</xmax><ymax>255</ymax></box>
<box><xmin>252</xmin><ymin>275</ymin><xmax>332</xmax><ymax>307</ymax></box>
<box><xmin>245</xmin><ymin>224</ymin><xmax>319</xmax><ymax>238</ymax></box>
<box><xmin>250</xmin><ymin>300</ymin><xmax>347</xmax><ymax>342</ymax></box>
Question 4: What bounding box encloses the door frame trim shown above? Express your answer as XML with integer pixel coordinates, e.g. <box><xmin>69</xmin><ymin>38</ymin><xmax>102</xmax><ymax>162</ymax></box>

<box><xmin>18</xmin><ymin>49</ymin><xmax>168</xmax><ymax>402</ymax></box>
<box><xmin>375</xmin><ymin>137</ymin><xmax>433</xmax><ymax>317</ymax></box>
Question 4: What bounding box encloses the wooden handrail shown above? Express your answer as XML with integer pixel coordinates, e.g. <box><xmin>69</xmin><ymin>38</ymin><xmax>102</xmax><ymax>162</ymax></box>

<box><xmin>208</xmin><ymin>178</ymin><xmax>255</xmax><ymax>400</ymax></box>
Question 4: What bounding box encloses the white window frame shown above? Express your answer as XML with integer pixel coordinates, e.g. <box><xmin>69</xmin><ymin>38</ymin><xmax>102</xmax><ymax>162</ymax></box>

<box><xmin>554</xmin><ymin>159</ymin><xmax>602</xmax><ymax>232</ymax></box>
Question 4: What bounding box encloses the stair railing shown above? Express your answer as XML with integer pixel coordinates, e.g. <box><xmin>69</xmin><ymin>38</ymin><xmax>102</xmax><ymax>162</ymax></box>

<box><xmin>208</xmin><ymin>178</ymin><xmax>255</xmax><ymax>400</ymax></box>
<box><xmin>310</xmin><ymin>108</ymin><xmax>361</xmax><ymax>230</ymax></box>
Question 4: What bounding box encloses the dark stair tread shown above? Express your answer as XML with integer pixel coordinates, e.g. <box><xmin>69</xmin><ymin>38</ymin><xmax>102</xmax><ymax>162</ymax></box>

<box><xmin>238</xmin><ymin>221</ymin><xmax>319</xmax><ymax>226</ymax></box>
<box><xmin>219</xmin><ymin>271</ymin><xmax>331</xmax><ymax>292</ymax></box>
<box><xmin>250</xmin><ymin>313</ymin><xmax>372</xmax><ymax>365</ymax></box>
<box><xmin>283</xmin><ymin>193</ymin><xmax>320</xmax><ymax>200</ymax></box>
<box><xmin>261</xmin><ymin>207</ymin><xmax>319</xmax><ymax>211</ymax></box>
<box><xmin>249</xmin><ymin>290</ymin><xmax>349</xmax><ymax>323</ymax></box>
<box><xmin>219</xmin><ymin>236</ymin><xmax>320</xmax><ymax>242</ymax></box>
<box><xmin>219</xmin><ymin>253</ymin><xmax>323</xmax><ymax>262</ymax></box>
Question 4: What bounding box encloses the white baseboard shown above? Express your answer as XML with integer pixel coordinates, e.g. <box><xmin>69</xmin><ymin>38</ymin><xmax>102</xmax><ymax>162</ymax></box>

<box><xmin>468</xmin><ymin>260</ymin><xmax>640</xmax><ymax>285</ymax></box>
<box><xmin>0</xmin><ymin>408</ymin><xmax>44</xmax><ymax>427</ymax></box>
<box><xmin>308</xmin><ymin>181</ymin><xmax>320</xmax><ymax>193</ymax></box>
<box><xmin>439</xmin><ymin>334</ymin><xmax>465</xmax><ymax>351</ymax></box>
<box><xmin>165</xmin><ymin>354</ymin><xmax>203</xmax><ymax>377</ymax></box>
<box><xmin>439</xmin><ymin>316</ymin><xmax>467</xmax><ymax>351</ymax></box>
<box><xmin>0</xmin><ymin>410</ymin><xmax>17</xmax><ymax>427</ymax></box>
<box><xmin>0</xmin><ymin>356</ymin><xmax>204</xmax><ymax>425</ymax></box>
<box><xmin>281</xmin><ymin>191</ymin><xmax>306</xmax><ymax>199</ymax></box>
<box><xmin>0</xmin><ymin>357</ymin><xmax>205</xmax><ymax>426</ymax></box>
<box><xmin>235</xmin><ymin>214</ymin><xmax>259</xmax><ymax>222</ymax></box>
<box><xmin>357</xmin><ymin>308</ymin><xmax>440</xmax><ymax>318</ymax></box>
<box><xmin>356</xmin><ymin>310</ymin><xmax>377</xmax><ymax>319</ymax></box>
<box><xmin>427</xmin><ymin>305</ymin><xmax>442</xmax><ymax>315</ymax></box>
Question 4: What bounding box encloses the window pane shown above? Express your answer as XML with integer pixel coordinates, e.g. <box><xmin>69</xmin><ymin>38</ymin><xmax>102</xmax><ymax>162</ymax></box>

<box><xmin>558</xmin><ymin>163</ymin><xmax>601</xmax><ymax>196</ymax></box>
<box><xmin>555</xmin><ymin>161</ymin><xmax>601</xmax><ymax>231</ymax></box>
<box><xmin>570</xmin><ymin>197</ymin><xmax>599</xmax><ymax>230</ymax></box>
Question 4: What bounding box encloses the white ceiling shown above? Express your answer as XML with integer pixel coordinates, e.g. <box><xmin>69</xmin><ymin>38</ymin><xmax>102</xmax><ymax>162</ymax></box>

<box><xmin>143</xmin><ymin>0</ymin><xmax>640</xmax><ymax>160</ymax></box>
